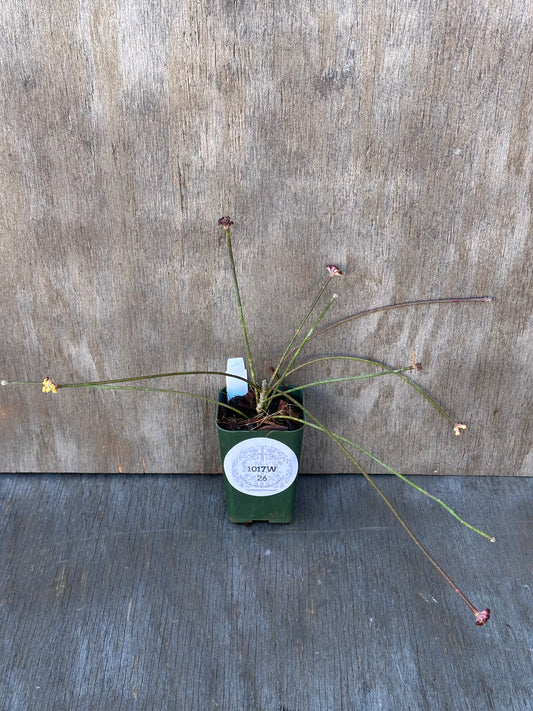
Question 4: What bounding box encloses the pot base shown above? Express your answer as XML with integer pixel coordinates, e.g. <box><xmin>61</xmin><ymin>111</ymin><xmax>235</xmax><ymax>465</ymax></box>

<box><xmin>223</xmin><ymin>483</ymin><xmax>297</xmax><ymax>524</ymax></box>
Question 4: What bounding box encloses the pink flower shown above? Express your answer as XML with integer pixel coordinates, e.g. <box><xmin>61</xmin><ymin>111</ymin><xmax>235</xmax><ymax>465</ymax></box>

<box><xmin>475</xmin><ymin>608</ymin><xmax>490</xmax><ymax>626</ymax></box>
<box><xmin>326</xmin><ymin>264</ymin><xmax>343</xmax><ymax>276</ymax></box>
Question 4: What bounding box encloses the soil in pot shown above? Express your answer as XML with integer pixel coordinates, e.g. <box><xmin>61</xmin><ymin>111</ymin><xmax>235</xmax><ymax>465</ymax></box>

<box><xmin>216</xmin><ymin>388</ymin><xmax>303</xmax><ymax>431</ymax></box>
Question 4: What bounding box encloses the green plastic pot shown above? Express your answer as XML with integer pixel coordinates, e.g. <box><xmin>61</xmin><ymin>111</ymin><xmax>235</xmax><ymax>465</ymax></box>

<box><xmin>216</xmin><ymin>388</ymin><xmax>305</xmax><ymax>524</ymax></box>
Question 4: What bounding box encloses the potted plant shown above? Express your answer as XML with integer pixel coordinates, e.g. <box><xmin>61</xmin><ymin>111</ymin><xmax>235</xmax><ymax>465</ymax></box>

<box><xmin>2</xmin><ymin>216</ymin><xmax>493</xmax><ymax>626</ymax></box>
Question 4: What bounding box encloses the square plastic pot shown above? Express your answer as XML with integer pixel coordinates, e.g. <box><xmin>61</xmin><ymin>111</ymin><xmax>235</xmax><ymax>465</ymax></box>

<box><xmin>216</xmin><ymin>388</ymin><xmax>305</xmax><ymax>523</ymax></box>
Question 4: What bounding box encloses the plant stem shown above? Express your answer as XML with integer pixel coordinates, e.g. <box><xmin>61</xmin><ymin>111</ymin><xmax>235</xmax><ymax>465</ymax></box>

<box><xmin>273</xmin><ymin>388</ymin><xmax>490</xmax><ymax>622</ymax></box>
<box><xmin>288</xmin><ymin>296</ymin><xmax>493</xmax><ymax>357</ymax></box>
<box><xmin>332</xmin><ymin>434</ymin><xmax>485</xmax><ymax>619</ymax></box>
<box><xmin>285</xmin><ymin>416</ymin><xmax>494</xmax><ymax>542</ymax></box>
<box><xmin>2</xmin><ymin>371</ymin><xmax>251</xmax><ymax>420</ymax></box>
<box><xmin>65</xmin><ymin>383</ymin><xmax>250</xmax><ymax>418</ymax></box>
<box><xmin>57</xmin><ymin>370</ymin><xmax>248</xmax><ymax>388</ymax></box>
<box><xmin>268</xmin><ymin>274</ymin><xmax>336</xmax><ymax>388</ymax></box>
<box><xmin>224</xmin><ymin>225</ymin><xmax>257</xmax><ymax>392</ymax></box>
<box><xmin>285</xmin><ymin>355</ymin><xmax>458</xmax><ymax>427</ymax></box>
<box><xmin>272</xmin><ymin>295</ymin><xmax>338</xmax><ymax>394</ymax></box>
<box><xmin>281</xmin><ymin>366</ymin><xmax>414</xmax><ymax>394</ymax></box>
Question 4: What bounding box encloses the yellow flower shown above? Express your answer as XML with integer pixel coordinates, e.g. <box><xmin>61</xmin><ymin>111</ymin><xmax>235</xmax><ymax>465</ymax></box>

<box><xmin>42</xmin><ymin>377</ymin><xmax>58</xmax><ymax>394</ymax></box>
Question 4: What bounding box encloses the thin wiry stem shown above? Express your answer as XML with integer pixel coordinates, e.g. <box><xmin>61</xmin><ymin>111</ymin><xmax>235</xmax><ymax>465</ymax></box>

<box><xmin>287</xmin><ymin>296</ymin><xmax>493</xmax><ymax>357</ymax></box>
<box><xmin>271</xmin><ymin>295</ymin><xmax>338</xmax><ymax>394</ymax></box>
<box><xmin>284</xmin><ymin>355</ymin><xmax>458</xmax><ymax>427</ymax></box>
<box><xmin>2</xmin><ymin>372</ymin><xmax>251</xmax><ymax>419</ymax></box>
<box><xmin>268</xmin><ymin>274</ymin><xmax>336</xmax><ymax>387</ymax></box>
<box><xmin>223</xmin><ymin>223</ymin><xmax>257</xmax><ymax>392</ymax></box>
<box><xmin>280</xmin><ymin>365</ymin><xmax>414</xmax><ymax>394</ymax></box>
<box><xmin>281</xmin><ymin>415</ymin><xmax>494</xmax><ymax>542</ymax></box>
<box><xmin>57</xmin><ymin>370</ymin><xmax>242</xmax><ymax>388</ymax></box>
<box><xmin>272</xmin><ymin>388</ymin><xmax>490</xmax><ymax>624</ymax></box>
<box><xmin>67</xmin><ymin>383</ymin><xmax>250</xmax><ymax>419</ymax></box>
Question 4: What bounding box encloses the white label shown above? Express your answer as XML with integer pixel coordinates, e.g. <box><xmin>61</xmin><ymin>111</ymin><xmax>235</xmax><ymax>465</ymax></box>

<box><xmin>223</xmin><ymin>437</ymin><xmax>299</xmax><ymax>496</ymax></box>
<box><xmin>226</xmin><ymin>357</ymin><xmax>248</xmax><ymax>400</ymax></box>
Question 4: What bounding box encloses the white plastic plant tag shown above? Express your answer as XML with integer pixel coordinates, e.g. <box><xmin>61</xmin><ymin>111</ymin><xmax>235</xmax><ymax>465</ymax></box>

<box><xmin>226</xmin><ymin>357</ymin><xmax>248</xmax><ymax>400</ymax></box>
<box><xmin>223</xmin><ymin>438</ymin><xmax>299</xmax><ymax>496</ymax></box>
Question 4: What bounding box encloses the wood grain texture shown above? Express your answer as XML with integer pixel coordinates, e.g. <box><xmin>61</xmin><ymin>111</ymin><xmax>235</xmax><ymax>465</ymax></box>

<box><xmin>1</xmin><ymin>474</ymin><xmax>532</xmax><ymax>710</ymax></box>
<box><xmin>1</xmin><ymin>1</ymin><xmax>531</xmax><ymax>473</ymax></box>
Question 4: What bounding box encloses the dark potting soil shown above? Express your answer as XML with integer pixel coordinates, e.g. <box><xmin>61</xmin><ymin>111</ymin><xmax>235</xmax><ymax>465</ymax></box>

<box><xmin>217</xmin><ymin>389</ymin><xmax>303</xmax><ymax>431</ymax></box>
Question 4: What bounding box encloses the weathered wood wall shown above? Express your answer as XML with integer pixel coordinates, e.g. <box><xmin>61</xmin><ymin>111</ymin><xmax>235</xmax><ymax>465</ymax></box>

<box><xmin>1</xmin><ymin>1</ymin><xmax>531</xmax><ymax>474</ymax></box>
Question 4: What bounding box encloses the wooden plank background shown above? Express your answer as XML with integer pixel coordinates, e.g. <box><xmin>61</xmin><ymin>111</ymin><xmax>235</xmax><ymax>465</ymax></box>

<box><xmin>1</xmin><ymin>1</ymin><xmax>532</xmax><ymax>474</ymax></box>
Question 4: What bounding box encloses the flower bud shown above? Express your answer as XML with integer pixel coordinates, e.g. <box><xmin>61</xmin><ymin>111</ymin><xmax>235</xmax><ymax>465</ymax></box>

<box><xmin>218</xmin><ymin>216</ymin><xmax>234</xmax><ymax>229</ymax></box>
<box><xmin>475</xmin><ymin>608</ymin><xmax>490</xmax><ymax>626</ymax></box>
<box><xmin>42</xmin><ymin>377</ymin><xmax>58</xmax><ymax>394</ymax></box>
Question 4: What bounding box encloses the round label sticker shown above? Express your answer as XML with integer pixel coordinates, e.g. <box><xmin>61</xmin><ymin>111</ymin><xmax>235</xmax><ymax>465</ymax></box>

<box><xmin>223</xmin><ymin>437</ymin><xmax>299</xmax><ymax>496</ymax></box>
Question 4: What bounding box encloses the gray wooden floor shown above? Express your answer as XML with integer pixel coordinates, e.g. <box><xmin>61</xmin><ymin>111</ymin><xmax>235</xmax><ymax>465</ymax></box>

<box><xmin>1</xmin><ymin>474</ymin><xmax>532</xmax><ymax>711</ymax></box>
